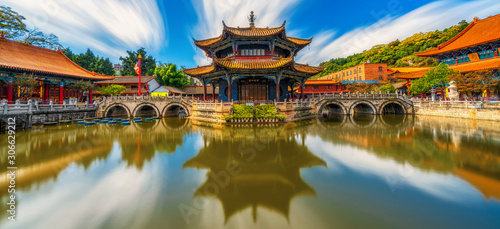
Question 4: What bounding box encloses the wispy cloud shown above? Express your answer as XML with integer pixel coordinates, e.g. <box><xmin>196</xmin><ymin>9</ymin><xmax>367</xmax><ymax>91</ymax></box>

<box><xmin>297</xmin><ymin>0</ymin><xmax>500</xmax><ymax>65</ymax></box>
<box><xmin>5</xmin><ymin>0</ymin><xmax>166</xmax><ymax>62</ymax></box>
<box><xmin>190</xmin><ymin>0</ymin><xmax>299</xmax><ymax>65</ymax></box>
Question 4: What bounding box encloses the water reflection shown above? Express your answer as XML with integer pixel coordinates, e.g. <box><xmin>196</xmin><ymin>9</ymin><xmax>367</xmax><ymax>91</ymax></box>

<box><xmin>183</xmin><ymin>126</ymin><xmax>326</xmax><ymax>222</ymax></box>
<box><xmin>0</xmin><ymin>115</ymin><xmax>499</xmax><ymax>228</ymax></box>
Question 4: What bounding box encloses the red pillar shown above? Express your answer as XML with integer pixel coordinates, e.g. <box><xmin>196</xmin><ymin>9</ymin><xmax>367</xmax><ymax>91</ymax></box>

<box><xmin>276</xmin><ymin>80</ymin><xmax>280</xmax><ymax>102</ymax></box>
<box><xmin>89</xmin><ymin>89</ymin><xmax>93</xmax><ymax>104</ymax></box>
<box><xmin>300</xmin><ymin>79</ymin><xmax>304</xmax><ymax>100</ymax></box>
<box><xmin>7</xmin><ymin>81</ymin><xmax>13</xmax><ymax>104</ymax></box>
<box><xmin>228</xmin><ymin>80</ymin><xmax>232</xmax><ymax>102</ymax></box>
<box><xmin>212</xmin><ymin>85</ymin><xmax>216</xmax><ymax>102</ymax></box>
<box><xmin>138</xmin><ymin>55</ymin><xmax>142</xmax><ymax>96</ymax></box>
<box><xmin>59</xmin><ymin>84</ymin><xmax>64</xmax><ymax>104</ymax></box>
<box><xmin>406</xmin><ymin>79</ymin><xmax>410</xmax><ymax>95</ymax></box>
<box><xmin>203</xmin><ymin>80</ymin><xmax>207</xmax><ymax>101</ymax></box>
<box><xmin>44</xmin><ymin>83</ymin><xmax>49</xmax><ymax>104</ymax></box>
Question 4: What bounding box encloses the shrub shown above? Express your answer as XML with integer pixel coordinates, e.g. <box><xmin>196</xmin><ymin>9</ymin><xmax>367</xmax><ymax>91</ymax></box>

<box><xmin>255</xmin><ymin>104</ymin><xmax>276</xmax><ymax>118</ymax></box>
<box><xmin>277</xmin><ymin>115</ymin><xmax>285</xmax><ymax>120</ymax></box>
<box><xmin>232</xmin><ymin>104</ymin><xmax>254</xmax><ymax>118</ymax></box>
<box><xmin>224</xmin><ymin>115</ymin><xmax>232</xmax><ymax>121</ymax></box>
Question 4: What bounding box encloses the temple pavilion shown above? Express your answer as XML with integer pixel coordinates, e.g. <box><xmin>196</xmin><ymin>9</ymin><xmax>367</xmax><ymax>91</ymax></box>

<box><xmin>0</xmin><ymin>34</ymin><xmax>113</xmax><ymax>104</ymax></box>
<box><xmin>183</xmin><ymin>12</ymin><xmax>323</xmax><ymax>102</ymax></box>
<box><xmin>391</xmin><ymin>14</ymin><xmax>500</xmax><ymax>97</ymax></box>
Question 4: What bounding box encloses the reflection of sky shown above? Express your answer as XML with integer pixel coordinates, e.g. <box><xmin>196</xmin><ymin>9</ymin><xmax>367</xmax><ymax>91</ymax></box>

<box><xmin>2</xmin><ymin>130</ymin><xmax>500</xmax><ymax>228</ymax></box>
<box><xmin>303</xmin><ymin>135</ymin><xmax>500</xmax><ymax>228</ymax></box>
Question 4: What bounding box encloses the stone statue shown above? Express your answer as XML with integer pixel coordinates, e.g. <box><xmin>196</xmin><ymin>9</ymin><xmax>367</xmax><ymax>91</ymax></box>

<box><xmin>448</xmin><ymin>80</ymin><xmax>459</xmax><ymax>101</ymax></box>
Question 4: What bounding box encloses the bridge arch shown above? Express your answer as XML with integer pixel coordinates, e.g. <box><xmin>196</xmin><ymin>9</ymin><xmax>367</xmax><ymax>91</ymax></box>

<box><xmin>318</xmin><ymin>101</ymin><xmax>348</xmax><ymax>116</ymax></box>
<box><xmin>349</xmin><ymin>100</ymin><xmax>377</xmax><ymax>115</ymax></box>
<box><xmin>132</xmin><ymin>102</ymin><xmax>160</xmax><ymax>118</ymax></box>
<box><xmin>105</xmin><ymin>103</ymin><xmax>131</xmax><ymax>118</ymax></box>
<box><xmin>162</xmin><ymin>102</ymin><xmax>190</xmax><ymax>117</ymax></box>
<box><xmin>379</xmin><ymin>100</ymin><xmax>407</xmax><ymax>115</ymax></box>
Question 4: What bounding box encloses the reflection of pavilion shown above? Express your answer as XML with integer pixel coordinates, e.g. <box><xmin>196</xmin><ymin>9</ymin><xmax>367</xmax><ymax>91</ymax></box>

<box><xmin>183</xmin><ymin>134</ymin><xmax>326</xmax><ymax>222</ymax></box>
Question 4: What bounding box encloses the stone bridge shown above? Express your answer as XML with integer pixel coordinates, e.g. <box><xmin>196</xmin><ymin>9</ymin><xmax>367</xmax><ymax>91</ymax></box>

<box><xmin>96</xmin><ymin>92</ymin><xmax>414</xmax><ymax>119</ymax></box>
<box><xmin>97</xmin><ymin>95</ymin><xmax>195</xmax><ymax>118</ymax></box>
<box><xmin>312</xmin><ymin>93</ymin><xmax>414</xmax><ymax>116</ymax></box>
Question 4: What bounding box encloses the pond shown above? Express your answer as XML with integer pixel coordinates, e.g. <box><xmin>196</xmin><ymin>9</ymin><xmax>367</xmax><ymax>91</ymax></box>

<box><xmin>1</xmin><ymin>115</ymin><xmax>500</xmax><ymax>229</ymax></box>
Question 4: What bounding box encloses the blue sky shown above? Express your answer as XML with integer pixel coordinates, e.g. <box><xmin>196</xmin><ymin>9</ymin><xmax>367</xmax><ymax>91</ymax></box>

<box><xmin>3</xmin><ymin>0</ymin><xmax>500</xmax><ymax>68</ymax></box>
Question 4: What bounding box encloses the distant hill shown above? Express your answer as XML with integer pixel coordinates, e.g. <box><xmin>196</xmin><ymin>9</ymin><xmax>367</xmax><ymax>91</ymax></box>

<box><xmin>314</xmin><ymin>20</ymin><xmax>470</xmax><ymax>78</ymax></box>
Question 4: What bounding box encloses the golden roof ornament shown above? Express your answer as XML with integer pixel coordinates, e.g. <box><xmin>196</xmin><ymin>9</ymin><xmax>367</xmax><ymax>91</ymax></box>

<box><xmin>248</xmin><ymin>11</ymin><xmax>256</xmax><ymax>28</ymax></box>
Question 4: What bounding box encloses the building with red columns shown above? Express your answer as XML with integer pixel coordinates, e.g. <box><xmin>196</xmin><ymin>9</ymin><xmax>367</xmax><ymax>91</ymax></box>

<box><xmin>182</xmin><ymin>12</ymin><xmax>323</xmax><ymax>102</ymax></box>
<box><xmin>0</xmin><ymin>35</ymin><xmax>114</xmax><ymax>104</ymax></box>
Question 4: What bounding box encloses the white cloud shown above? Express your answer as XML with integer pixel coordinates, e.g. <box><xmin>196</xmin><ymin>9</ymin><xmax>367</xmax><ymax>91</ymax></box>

<box><xmin>297</xmin><ymin>0</ymin><xmax>500</xmax><ymax>65</ymax></box>
<box><xmin>5</xmin><ymin>0</ymin><xmax>166</xmax><ymax>62</ymax></box>
<box><xmin>190</xmin><ymin>0</ymin><xmax>299</xmax><ymax>65</ymax></box>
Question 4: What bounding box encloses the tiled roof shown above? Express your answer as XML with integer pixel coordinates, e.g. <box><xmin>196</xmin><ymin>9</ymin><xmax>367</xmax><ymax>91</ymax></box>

<box><xmin>182</xmin><ymin>65</ymin><xmax>216</xmax><ymax>76</ymax></box>
<box><xmin>193</xmin><ymin>36</ymin><xmax>224</xmax><ymax>48</ymax></box>
<box><xmin>304</xmin><ymin>79</ymin><xmax>341</xmax><ymax>85</ymax></box>
<box><xmin>392</xmin><ymin>82</ymin><xmax>407</xmax><ymax>89</ymax></box>
<box><xmin>215</xmin><ymin>58</ymin><xmax>293</xmax><ymax>70</ymax></box>
<box><xmin>452</xmin><ymin>57</ymin><xmax>500</xmax><ymax>73</ymax></box>
<box><xmin>416</xmin><ymin>14</ymin><xmax>500</xmax><ymax>57</ymax></box>
<box><xmin>0</xmin><ymin>37</ymin><xmax>113</xmax><ymax>80</ymax></box>
<box><xmin>94</xmin><ymin>76</ymin><xmax>154</xmax><ymax>84</ymax></box>
<box><xmin>287</xmin><ymin>37</ymin><xmax>312</xmax><ymax>46</ymax></box>
<box><xmin>341</xmin><ymin>80</ymin><xmax>381</xmax><ymax>84</ymax></box>
<box><xmin>387</xmin><ymin>67</ymin><xmax>432</xmax><ymax>74</ymax></box>
<box><xmin>183</xmin><ymin>86</ymin><xmax>219</xmax><ymax>95</ymax></box>
<box><xmin>394</xmin><ymin>57</ymin><xmax>500</xmax><ymax>79</ymax></box>
<box><xmin>161</xmin><ymin>86</ymin><xmax>186</xmax><ymax>94</ymax></box>
<box><xmin>224</xmin><ymin>22</ymin><xmax>285</xmax><ymax>37</ymax></box>
<box><xmin>293</xmin><ymin>63</ymin><xmax>323</xmax><ymax>74</ymax></box>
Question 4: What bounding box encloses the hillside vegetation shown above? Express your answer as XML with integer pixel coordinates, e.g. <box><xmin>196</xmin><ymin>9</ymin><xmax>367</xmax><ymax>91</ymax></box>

<box><xmin>315</xmin><ymin>20</ymin><xmax>470</xmax><ymax>78</ymax></box>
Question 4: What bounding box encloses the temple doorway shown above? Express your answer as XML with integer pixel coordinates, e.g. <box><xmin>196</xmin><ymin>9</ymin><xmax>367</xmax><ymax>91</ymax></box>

<box><xmin>238</xmin><ymin>78</ymin><xmax>268</xmax><ymax>101</ymax></box>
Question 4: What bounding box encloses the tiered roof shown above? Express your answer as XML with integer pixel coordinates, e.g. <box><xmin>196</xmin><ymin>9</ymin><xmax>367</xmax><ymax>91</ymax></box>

<box><xmin>0</xmin><ymin>37</ymin><xmax>113</xmax><ymax>80</ymax></box>
<box><xmin>193</xmin><ymin>21</ymin><xmax>312</xmax><ymax>51</ymax></box>
<box><xmin>417</xmin><ymin>14</ymin><xmax>500</xmax><ymax>57</ymax></box>
<box><xmin>183</xmin><ymin>58</ymin><xmax>323</xmax><ymax>77</ymax></box>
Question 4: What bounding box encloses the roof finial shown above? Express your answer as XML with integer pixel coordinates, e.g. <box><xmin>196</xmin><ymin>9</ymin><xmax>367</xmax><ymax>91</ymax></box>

<box><xmin>248</xmin><ymin>11</ymin><xmax>256</xmax><ymax>28</ymax></box>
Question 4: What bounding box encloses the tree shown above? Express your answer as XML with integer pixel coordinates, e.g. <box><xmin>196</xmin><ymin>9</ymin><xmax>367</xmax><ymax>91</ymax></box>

<box><xmin>449</xmin><ymin>70</ymin><xmax>493</xmax><ymax>99</ymax></box>
<box><xmin>153</xmin><ymin>63</ymin><xmax>189</xmax><ymax>88</ymax></box>
<box><xmin>0</xmin><ymin>6</ymin><xmax>61</xmax><ymax>49</ymax></box>
<box><xmin>119</xmin><ymin>48</ymin><xmax>156</xmax><ymax>76</ymax></box>
<box><xmin>0</xmin><ymin>6</ymin><xmax>27</xmax><ymax>39</ymax></box>
<box><xmin>12</xmin><ymin>73</ymin><xmax>39</xmax><ymax>99</ymax></box>
<box><xmin>346</xmin><ymin>83</ymin><xmax>379</xmax><ymax>93</ymax></box>
<box><xmin>67</xmin><ymin>80</ymin><xmax>95</xmax><ymax>102</ymax></box>
<box><xmin>97</xmin><ymin>85</ymin><xmax>126</xmax><ymax>96</ymax></box>
<box><xmin>377</xmin><ymin>83</ymin><xmax>397</xmax><ymax>93</ymax></box>
<box><xmin>62</xmin><ymin>48</ymin><xmax>115</xmax><ymax>76</ymax></box>
<box><xmin>410</xmin><ymin>63</ymin><xmax>458</xmax><ymax>95</ymax></box>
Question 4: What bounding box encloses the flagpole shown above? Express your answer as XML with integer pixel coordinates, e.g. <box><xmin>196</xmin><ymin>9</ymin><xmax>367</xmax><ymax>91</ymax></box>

<box><xmin>138</xmin><ymin>54</ymin><xmax>142</xmax><ymax>97</ymax></box>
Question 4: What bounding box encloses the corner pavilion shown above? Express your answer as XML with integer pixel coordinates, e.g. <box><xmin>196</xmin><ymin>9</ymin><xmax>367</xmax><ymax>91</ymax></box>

<box><xmin>183</xmin><ymin>12</ymin><xmax>323</xmax><ymax>102</ymax></box>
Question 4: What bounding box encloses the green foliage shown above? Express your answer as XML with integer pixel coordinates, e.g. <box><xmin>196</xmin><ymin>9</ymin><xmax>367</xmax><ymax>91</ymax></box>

<box><xmin>97</xmin><ymin>85</ymin><xmax>126</xmax><ymax>96</ymax></box>
<box><xmin>154</xmin><ymin>63</ymin><xmax>189</xmax><ymax>87</ymax></box>
<box><xmin>119</xmin><ymin>48</ymin><xmax>156</xmax><ymax>76</ymax></box>
<box><xmin>377</xmin><ymin>83</ymin><xmax>397</xmax><ymax>93</ymax></box>
<box><xmin>63</xmin><ymin>48</ymin><xmax>115</xmax><ymax>76</ymax></box>
<box><xmin>409</xmin><ymin>63</ymin><xmax>457</xmax><ymax>95</ymax></box>
<box><xmin>277</xmin><ymin>115</ymin><xmax>285</xmax><ymax>120</ymax></box>
<box><xmin>315</xmin><ymin>20</ymin><xmax>470</xmax><ymax>78</ymax></box>
<box><xmin>0</xmin><ymin>6</ymin><xmax>61</xmax><ymax>49</ymax></box>
<box><xmin>255</xmin><ymin>104</ymin><xmax>276</xmax><ymax>118</ymax></box>
<box><xmin>449</xmin><ymin>70</ymin><xmax>497</xmax><ymax>98</ymax></box>
<box><xmin>232</xmin><ymin>104</ymin><xmax>254</xmax><ymax>118</ymax></box>
<box><xmin>12</xmin><ymin>73</ymin><xmax>38</xmax><ymax>98</ymax></box>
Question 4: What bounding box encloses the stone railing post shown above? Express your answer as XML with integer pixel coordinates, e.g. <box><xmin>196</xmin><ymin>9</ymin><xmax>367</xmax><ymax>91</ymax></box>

<box><xmin>2</xmin><ymin>101</ymin><xmax>7</xmax><ymax>114</ymax></box>
<box><xmin>50</xmin><ymin>101</ymin><xmax>54</xmax><ymax>111</ymax></box>
<box><xmin>28</xmin><ymin>100</ymin><xmax>32</xmax><ymax>113</ymax></box>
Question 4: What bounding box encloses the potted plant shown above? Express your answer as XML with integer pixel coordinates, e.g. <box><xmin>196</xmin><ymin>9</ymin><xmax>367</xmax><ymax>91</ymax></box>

<box><xmin>277</xmin><ymin>115</ymin><xmax>285</xmax><ymax>121</ymax></box>
<box><xmin>224</xmin><ymin>116</ymin><xmax>232</xmax><ymax>123</ymax></box>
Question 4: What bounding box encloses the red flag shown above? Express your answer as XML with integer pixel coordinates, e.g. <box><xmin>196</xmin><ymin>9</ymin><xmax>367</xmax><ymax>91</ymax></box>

<box><xmin>134</xmin><ymin>59</ymin><xmax>141</xmax><ymax>76</ymax></box>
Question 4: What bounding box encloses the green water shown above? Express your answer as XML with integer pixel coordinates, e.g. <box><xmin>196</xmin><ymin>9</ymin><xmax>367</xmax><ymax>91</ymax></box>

<box><xmin>1</xmin><ymin>116</ymin><xmax>500</xmax><ymax>229</ymax></box>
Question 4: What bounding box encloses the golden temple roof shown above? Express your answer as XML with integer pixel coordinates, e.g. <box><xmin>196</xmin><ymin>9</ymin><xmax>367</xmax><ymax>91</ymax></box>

<box><xmin>182</xmin><ymin>65</ymin><xmax>216</xmax><ymax>76</ymax></box>
<box><xmin>215</xmin><ymin>58</ymin><xmax>292</xmax><ymax>70</ymax></box>
<box><xmin>293</xmin><ymin>63</ymin><xmax>323</xmax><ymax>74</ymax></box>
<box><xmin>416</xmin><ymin>14</ymin><xmax>500</xmax><ymax>57</ymax></box>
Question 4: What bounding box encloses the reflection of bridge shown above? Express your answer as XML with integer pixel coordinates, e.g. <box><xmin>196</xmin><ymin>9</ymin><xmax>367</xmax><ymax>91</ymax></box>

<box><xmin>97</xmin><ymin>93</ymin><xmax>414</xmax><ymax>119</ymax></box>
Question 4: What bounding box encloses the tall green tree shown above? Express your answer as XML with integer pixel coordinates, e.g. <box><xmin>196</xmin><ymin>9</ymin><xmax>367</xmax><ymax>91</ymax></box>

<box><xmin>119</xmin><ymin>48</ymin><xmax>156</xmax><ymax>76</ymax></box>
<box><xmin>377</xmin><ymin>83</ymin><xmax>398</xmax><ymax>93</ymax></box>
<box><xmin>0</xmin><ymin>6</ymin><xmax>61</xmax><ymax>49</ymax></box>
<box><xmin>409</xmin><ymin>63</ymin><xmax>458</xmax><ymax>95</ymax></box>
<box><xmin>154</xmin><ymin>63</ymin><xmax>189</xmax><ymax>88</ymax></box>
<box><xmin>97</xmin><ymin>85</ymin><xmax>126</xmax><ymax>96</ymax></box>
<box><xmin>62</xmin><ymin>48</ymin><xmax>115</xmax><ymax>76</ymax></box>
